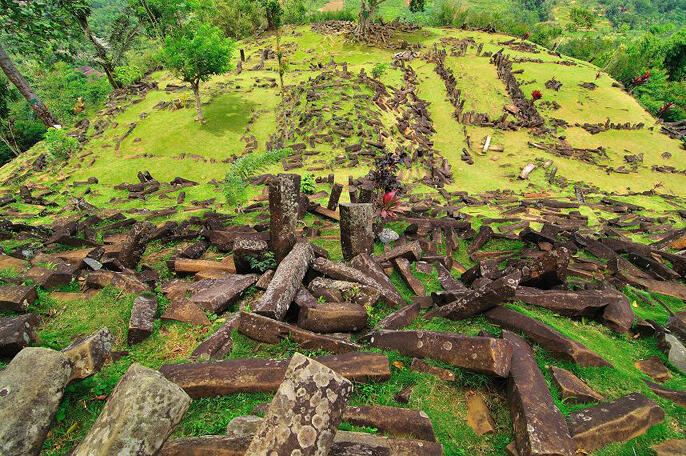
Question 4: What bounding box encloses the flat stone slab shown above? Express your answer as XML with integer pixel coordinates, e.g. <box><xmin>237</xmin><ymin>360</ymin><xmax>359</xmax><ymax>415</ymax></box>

<box><xmin>72</xmin><ymin>363</ymin><xmax>191</xmax><ymax>456</ymax></box>
<box><xmin>343</xmin><ymin>405</ymin><xmax>437</xmax><ymax>442</ymax></box>
<box><xmin>466</xmin><ymin>392</ymin><xmax>496</xmax><ymax>436</ymax></box>
<box><xmin>188</xmin><ymin>275</ymin><xmax>258</xmax><ymax>313</ymax></box>
<box><xmin>297</xmin><ymin>301</ymin><xmax>368</xmax><ymax>333</ymax></box>
<box><xmin>161</xmin><ymin>300</ymin><xmax>210</xmax><ymax>326</ymax></box>
<box><xmin>643</xmin><ymin>379</ymin><xmax>686</xmax><ymax>408</ymax></box>
<box><xmin>190</xmin><ymin>313</ymin><xmax>241</xmax><ymax>360</ymax></box>
<box><xmin>653</xmin><ymin>439</ymin><xmax>686</xmax><ymax>455</ymax></box>
<box><xmin>159</xmin><ymin>351</ymin><xmax>391</xmax><ymax>398</ymax></box>
<box><xmin>394</xmin><ymin>257</ymin><xmax>426</xmax><ymax>296</ymax></box>
<box><xmin>410</xmin><ymin>358</ymin><xmax>456</xmax><ymax>381</ymax></box>
<box><xmin>374</xmin><ymin>240</ymin><xmax>422</xmax><ymax>264</ymax></box>
<box><xmin>377</xmin><ymin>302</ymin><xmax>420</xmax><ymax>330</ymax></box>
<box><xmin>364</xmin><ymin>329</ymin><xmax>512</xmax><ymax>377</ymax></box>
<box><xmin>514</xmin><ymin>287</ymin><xmax>622</xmax><ymax>317</ymax></box>
<box><xmin>238</xmin><ymin>311</ymin><xmax>360</xmax><ymax>354</ymax></box>
<box><xmin>0</xmin><ymin>347</ymin><xmax>72</xmax><ymax>455</ymax></box>
<box><xmin>550</xmin><ymin>366</ymin><xmax>604</xmax><ymax>404</ymax></box>
<box><xmin>350</xmin><ymin>252</ymin><xmax>406</xmax><ymax>307</ymax></box>
<box><xmin>503</xmin><ymin>330</ymin><xmax>575</xmax><ymax>456</ymax></box>
<box><xmin>566</xmin><ymin>393</ymin><xmax>665</xmax><ymax>453</ymax></box>
<box><xmin>635</xmin><ymin>355</ymin><xmax>672</xmax><ymax>382</ymax></box>
<box><xmin>0</xmin><ymin>285</ymin><xmax>36</xmax><ymax>312</ymax></box>
<box><xmin>486</xmin><ymin>307</ymin><xmax>612</xmax><ymax>367</ymax></box>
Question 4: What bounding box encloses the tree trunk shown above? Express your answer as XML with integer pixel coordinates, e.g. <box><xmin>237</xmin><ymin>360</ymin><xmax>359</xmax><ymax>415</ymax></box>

<box><xmin>0</xmin><ymin>43</ymin><xmax>59</xmax><ymax>128</ymax></box>
<box><xmin>76</xmin><ymin>15</ymin><xmax>122</xmax><ymax>90</ymax></box>
<box><xmin>355</xmin><ymin>0</ymin><xmax>375</xmax><ymax>38</ymax></box>
<box><xmin>192</xmin><ymin>82</ymin><xmax>204</xmax><ymax>123</ymax></box>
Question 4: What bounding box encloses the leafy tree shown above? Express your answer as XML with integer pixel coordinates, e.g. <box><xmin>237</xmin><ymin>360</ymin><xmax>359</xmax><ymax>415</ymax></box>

<box><xmin>210</xmin><ymin>0</ymin><xmax>265</xmax><ymax>39</ymax></box>
<box><xmin>159</xmin><ymin>22</ymin><xmax>234</xmax><ymax>123</ymax></box>
<box><xmin>263</xmin><ymin>0</ymin><xmax>283</xmax><ymax>31</ymax></box>
<box><xmin>0</xmin><ymin>0</ymin><xmax>76</xmax><ymax>126</ymax></box>
<box><xmin>570</xmin><ymin>7</ymin><xmax>595</xmax><ymax>29</ymax></box>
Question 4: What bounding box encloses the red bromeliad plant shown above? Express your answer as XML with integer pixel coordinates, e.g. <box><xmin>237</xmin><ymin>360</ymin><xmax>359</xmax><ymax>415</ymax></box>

<box><xmin>531</xmin><ymin>90</ymin><xmax>542</xmax><ymax>101</ymax></box>
<box><xmin>378</xmin><ymin>191</ymin><xmax>408</xmax><ymax>221</ymax></box>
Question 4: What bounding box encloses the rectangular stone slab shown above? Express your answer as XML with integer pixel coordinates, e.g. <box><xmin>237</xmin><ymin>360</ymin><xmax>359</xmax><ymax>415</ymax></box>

<box><xmin>254</xmin><ymin>242</ymin><xmax>314</xmax><ymax>320</ymax></box>
<box><xmin>190</xmin><ymin>313</ymin><xmax>240</xmax><ymax>360</ymax></box>
<box><xmin>486</xmin><ymin>307</ymin><xmax>612</xmax><ymax>367</ymax></box>
<box><xmin>343</xmin><ymin>405</ymin><xmax>437</xmax><ymax>442</ymax></box>
<box><xmin>159</xmin><ymin>351</ymin><xmax>391</xmax><ymax>398</ymax></box>
<box><xmin>377</xmin><ymin>302</ymin><xmax>421</xmax><ymax>330</ymax></box>
<box><xmin>363</xmin><ymin>329</ymin><xmax>512</xmax><ymax>377</ymax></box>
<box><xmin>394</xmin><ymin>257</ymin><xmax>426</xmax><ymax>296</ymax></box>
<box><xmin>350</xmin><ymin>253</ymin><xmax>406</xmax><ymax>307</ymax></box>
<box><xmin>188</xmin><ymin>274</ymin><xmax>258</xmax><ymax>313</ymax></box>
<box><xmin>503</xmin><ymin>330</ymin><xmax>576</xmax><ymax>456</ymax></box>
<box><xmin>424</xmin><ymin>272</ymin><xmax>520</xmax><ymax>321</ymax></box>
<box><xmin>0</xmin><ymin>285</ymin><xmax>37</xmax><ymax>312</ymax></box>
<box><xmin>238</xmin><ymin>312</ymin><xmax>360</xmax><ymax>353</ymax></box>
<box><xmin>297</xmin><ymin>302</ymin><xmax>368</xmax><ymax>333</ymax></box>
<box><xmin>374</xmin><ymin>241</ymin><xmax>422</xmax><ymax>264</ymax></box>
<box><xmin>514</xmin><ymin>287</ymin><xmax>622</xmax><ymax>317</ymax></box>
<box><xmin>173</xmin><ymin>258</ymin><xmax>236</xmax><ymax>274</ymax></box>
<box><xmin>566</xmin><ymin>393</ymin><xmax>665</xmax><ymax>453</ymax></box>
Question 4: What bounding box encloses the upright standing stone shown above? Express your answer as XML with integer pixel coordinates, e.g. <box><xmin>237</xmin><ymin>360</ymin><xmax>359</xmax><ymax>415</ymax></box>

<box><xmin>0</xmin><ymin>348</ymin><xmax>72</xmax><ymax>456</ymax></box>
<box><xmin>245</xmin><ymin>353</ymin><xmax>353</xmax><ymax>456</ymax></box>
<box><xmin>128</xmin><ymin>295</ymin><xmax>157</xmax><ymax>345</ymax></box>
<box><xmin>327</xmin><ymin>183</ymin><xmax>344</xmax><ymax>210</ymax></box>
<box><xmin>339</xmin><ymin>203</ymin><xmax>374</xmax><ymax>261</ymax></box>
<box><xmin>72</xmin><ymin>363</ymin><xmax>191</xmax><ymax>456</ymax></box>
<box><xmin>269</xmin><ymin>174</ymin><xmax>301</xmax><ymax>263</ymax></box>
<box><xmin>61</xmin><ymin>327</ymin><xmax>114</xmax><ymax>382</ymax></box>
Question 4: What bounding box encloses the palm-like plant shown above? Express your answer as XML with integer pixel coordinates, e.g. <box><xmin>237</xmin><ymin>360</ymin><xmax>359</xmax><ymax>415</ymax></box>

<box><xmin>378</xmin><ymin>191</ymin><xmax>408</xmax><ymax>220</ymax></box>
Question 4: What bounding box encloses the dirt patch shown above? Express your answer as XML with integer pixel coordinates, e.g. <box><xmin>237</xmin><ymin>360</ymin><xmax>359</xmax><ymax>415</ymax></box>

<box><xmin>320</xmin><ymin>0</ymin><xmax>344</xmax><ymax>12</ymax></box>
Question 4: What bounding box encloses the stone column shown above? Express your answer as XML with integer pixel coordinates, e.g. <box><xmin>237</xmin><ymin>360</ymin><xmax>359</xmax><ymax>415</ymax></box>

<box><xmin>269</xmin><ymin>174</ymin><xmax>301</xmax><ymax>263</ymax></box>
<box><xmin>245</xmin><ymin>353</ymin><xmax>353</xmax><ymax>456</ymax></box>
<box><xmin>339</xmin><ymin>203</ymin><xmax>374</xmax><ymax>261</ymax></box>
<box><xmin>327</xmin><ymin>183</ymin><xmax>343</xmax><ymax>210</ymax></box>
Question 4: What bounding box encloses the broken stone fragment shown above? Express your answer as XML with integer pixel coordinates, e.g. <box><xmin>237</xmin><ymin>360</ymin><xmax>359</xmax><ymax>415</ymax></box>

<box><xmin>86</xmin><ymin>270</ymin><xmax>150</xmax><ymax>294</ymax></box>
<box><xmin>503</xmin><ymin>330</ymin><xmax>575</xmax><ymax>456</ymax></box>
<box><xmin>238</xmin><ymin>311</ymin><xmax>360</xmax><ymax>354</ymax></box>
<box><xmin>339</xmin><ymin>203</ymin><xmax>374</xmax><ymax>261</ymax></box>
<box><xmin>659</xmin><ymin>333</ymin><xmax>686</xmax><ymax>375</ymax></box>
<box><xmin>254</xmin><ymin>242</ymin><xmax>313</xmax><ymax>321</ymax></box>
<box><xmin>0</xmin><ymin>285</ymin><xmax>37</xmax><ymax>312</ymax></box>
<box><xmin>394</xmin><ymin>257</ymin><xmax>426</xmax><ymax>296</ymax></box>
<box><xmin>364</xmin><ymin>329</ymin><xmax>512</xmax><ymax>377</ymax></box>
<box><xmin>128</xmin><ymin>295</ymin><xmax>157</xmax><ymax>345</ymax></box>
<box><xmin>161</xmin><ymin>299</ymin><xmax>210</xmax><ymax>325</ymax></box>
<box><xmin>424</xmin><ymin>272</ymin><xmax>521</xmax><ymax>321</ymax></box>
<box><xmin>308</xmin><ymin>277</ymin><xmax>380</xmax><ymax>307</ymax></box>
<box><xmin>297</xmin><ymin>301</ymin><xmax>368</xmax><ymax>333</ymax></box>
<box><xmin>61</xmin><ymin>327</ymin><xmax>114</xmax><ymax>382</ymax></box>
<box><xmin>350</xmin><ymin>253</ymin><xmax>405</xmax><ymax>304</ymax></box>
<box><xmin>635</xmin><ymin>355</ymin><xmax>672</xmax><ymax>382</ymax></box>
<box><xmin>566</xmin><ymin>393</ymin><xmax>665</xmax><ymax>453</ymax></box>
<box><xmin>160</xmin><ymin>351</ymin><xmax>390</xmax><ymax>398</ymax></box>
<box><xmin>410</xmin><ymin>357</ymin><xmax>456</xmax><ymax>381</ymax></box>
<box><xmin>245</xmin><ymin>352</ymin><xmax>354</xmax><ymax>456</ymax></box>
<box><xmin>486</xmin><ymin>306</ymin><xmax>612</xmax><ymax>367</ymax></box>
<box><xmin>652</xmin><ymin>439</ymin><xmax>686</xmax><ymax>455</ymax></box>
<box><xmin>377</xmin><ymin>302</ymin><xmax>420</xmax><ymax>330</ymax></box>
<box><xmin>343</xmin><ymin>405</ymin><xmax>437</xmax><ymax>442</ymax></box>
<box><xmin>0</xmin><ymin>347</ymin><xmax>72</xmax><ymax>456</ymax></box>
<box><xmin>0</xmin><ymin>313</ymin><xmax>39</xmax><ymax>358</ymax></box>
<box><xmin>374</xmin><ymin>240</ymin><xmax>422</xmax><ymax>264</ymax></box>
<box><xmin>549</xmin><ymin>366</ymin><xmax>604</xmax><ymax>404</ymax></box>
<box><xmin>600</xmin><ymin>291</ymin><xmax>635</xmax><ymax>334</ymax></box>
<box><xmin>466</xmin><ymin>392</ymin><xmax>496</xmax><ymax>436</ymax></box>
<box><xmin>26</xmin><ymin>266</ymin><xmax>72</xmax><ymax>290</ymax></box>
<box><xmin>226</xmin><ymin>415</ymin><xmax>263</xmax><ymax>439</ymax></box>
<box><xmin>72</xmin><ymin>363</ymin><xmax>191</xmax><ymax>456</ymax></box>
<box><xmin>191</xmin><ymin>313</ymin><xmax>240</xmax><ymax>360</ymax></box>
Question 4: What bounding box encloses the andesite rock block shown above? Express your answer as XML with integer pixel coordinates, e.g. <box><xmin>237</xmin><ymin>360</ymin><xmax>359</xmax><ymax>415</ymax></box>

<box><xmin>339</xmin><ymin>203</ymin><xmax>374</xmax><ymax>261</ymax></box>
<box><xmin>0</xmin><ymin>313</ymin><xmax>39</xmax><ymax>358</ymax></box>
<box><xmin>61</xmin><ymin>327</ymin><xmax>114</xmax><ymax>382</ymax></box>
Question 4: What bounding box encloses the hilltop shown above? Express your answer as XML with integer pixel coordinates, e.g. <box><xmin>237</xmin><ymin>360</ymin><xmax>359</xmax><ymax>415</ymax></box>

<box><xmin>0</xmin><ymin>22</ymin><xmax>684</xmax><ymax>456</ymax></box>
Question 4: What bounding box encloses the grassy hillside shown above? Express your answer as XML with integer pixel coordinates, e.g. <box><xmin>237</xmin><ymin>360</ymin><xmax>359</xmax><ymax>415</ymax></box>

<box><xmin>0</xmin><ymin>23</ymin><xmax>684</xmax><ymax>455</ymax></box>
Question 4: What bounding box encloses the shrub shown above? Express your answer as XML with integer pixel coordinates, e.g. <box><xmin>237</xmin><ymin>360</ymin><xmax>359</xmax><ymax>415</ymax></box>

<box><xmin>300</xmin><ymin>173</ymin><xmax>316</xmax><ymax>195</ymax></box>
<box><xmin>372</xmin><ymin>63</ymin><xmax>388</xmax><ymax>79</ymax></box>
<box><xmin>44</xmin><ymin>128</ymin><xmax>79</xmax><ymax>161</ymax></box>
<box><xmin>114</xmin><ymin>65</ymin><xmax>143</xmax><ymax>87</ymax></box>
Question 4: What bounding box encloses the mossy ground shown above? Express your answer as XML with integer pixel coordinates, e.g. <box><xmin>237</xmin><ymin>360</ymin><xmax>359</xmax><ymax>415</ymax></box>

<box><xmin>0</xmin><ymin>22</ymin><xmax>684</xmax><ymax>456</ymax></box>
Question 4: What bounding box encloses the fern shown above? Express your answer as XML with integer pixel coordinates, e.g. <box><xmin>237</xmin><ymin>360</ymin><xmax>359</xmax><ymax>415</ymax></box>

<box><xmin>224</xmin><ymin>148</ymin><xmax>292</xmax><ymax>205</ymax></box>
